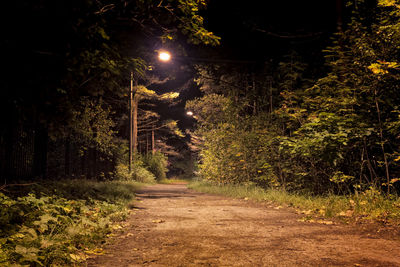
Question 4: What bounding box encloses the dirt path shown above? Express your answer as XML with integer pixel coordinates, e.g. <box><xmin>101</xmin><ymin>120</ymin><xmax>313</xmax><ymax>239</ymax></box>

<box><xmin>88</xmin><ymin>184</ymin><xmax>400</xmax><ymax>267</ymax></box>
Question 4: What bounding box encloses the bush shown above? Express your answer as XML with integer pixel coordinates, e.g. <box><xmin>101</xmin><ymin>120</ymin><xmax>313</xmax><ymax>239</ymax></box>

<box><xmin>114</xmin><ymin>156</ymin><xmax>156</xmax><ymax>184</ymax></box>
<box><xmin>133</xmin><ymin>165</ymin><xmax>156</xmax><ymax>184</ymax></box>
<box><xmin>114</xmin><ymin>163</ymin><xmax>132</xmax><ymax>180</ymax></box>
<box><xmin>143</xmin><ymin>152</ymin><xmax>168</xmax><ymax>181</ymax></box>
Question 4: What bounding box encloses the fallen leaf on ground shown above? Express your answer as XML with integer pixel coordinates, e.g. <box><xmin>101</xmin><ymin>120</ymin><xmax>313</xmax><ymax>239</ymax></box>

<box><xmin>152</xmin><ymin>219</ymin><xmax>165</xmax><ymax>223</ymax></box>
<box><xmin>112</xmin><ymin>224</ymin><xmax>123</xmax><ymax>230</ymax></box>
<box><xmin>320</xmin><ymin>220</ymin><xmax>334</xmax><ymax>225</ymax></box>
<box><xmin>85</xmin><ymin>248</ymin><xmax>105</xmax><ymax>255</ymax></box>
<box><xmin>302</xmin><ymin>210</ymin><xmax>313</xmax><ymax>215</ymax></box>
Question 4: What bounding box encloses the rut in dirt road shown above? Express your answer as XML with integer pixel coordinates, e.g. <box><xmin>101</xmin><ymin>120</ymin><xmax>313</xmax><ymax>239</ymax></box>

<box><xmin>88</xmin><ymin>184</ymin><xmax>400</xmax><ymax>267</ymax></box>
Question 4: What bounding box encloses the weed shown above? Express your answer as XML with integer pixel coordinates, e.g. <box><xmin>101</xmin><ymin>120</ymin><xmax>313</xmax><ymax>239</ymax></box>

<box><xmin>0</xmin><ymin>179</ymin><xmax>143</xmax><ymax>266</ymax></box>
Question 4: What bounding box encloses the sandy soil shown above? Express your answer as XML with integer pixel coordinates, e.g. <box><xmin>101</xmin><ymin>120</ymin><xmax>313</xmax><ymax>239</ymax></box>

<box><xmin>87</xmin><ymin>184</ymin><xmax>400</xmax><ymax>267</ymax></box>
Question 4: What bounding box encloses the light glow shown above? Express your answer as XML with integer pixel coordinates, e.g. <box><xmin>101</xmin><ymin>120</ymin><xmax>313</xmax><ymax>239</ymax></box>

<box><xmin>158</xmin><ymin>51</ymin><xmax>171</xmax><ymax>62</ymax></box>
<box><xmin>186</xmin><ymin>111</ymin><xmax>194</xmax><ymax>116</ymax></box>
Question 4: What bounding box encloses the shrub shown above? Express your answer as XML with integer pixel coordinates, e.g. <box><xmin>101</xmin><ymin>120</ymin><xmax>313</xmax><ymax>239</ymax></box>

<box><xmin>133</xmin><ymin>165</ymin><xmax>156</xmax><ymax>184</ymax></box>
<box><xmin>114</xmin><ymin>163</ymin><xmax>132</xmax><ymax>180</ymax></box>
<box><xmin>143</xmin><ymin>152</ymin><xmax>168</xmax><ymax>181</ymax></box>
<box><xmin>114</xmin><ymin>157</ymin><xmax>156</xmax><ymax>184</ymax></box>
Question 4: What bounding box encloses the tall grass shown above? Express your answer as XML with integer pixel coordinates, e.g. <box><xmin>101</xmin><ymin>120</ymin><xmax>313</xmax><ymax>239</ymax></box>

<box><xmin>188</xmin><ymin>181</ymin><xmax>400</xmax><ymax>223</ymax></box>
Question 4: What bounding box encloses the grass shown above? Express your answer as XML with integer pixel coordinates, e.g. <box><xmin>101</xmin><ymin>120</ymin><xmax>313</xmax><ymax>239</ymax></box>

<box><xmin>0</xmin><ymin>179</ymin><xmax>145</xmax><ymax>266</ymax></box>
<box><xmin>159</xmin><ymin>178</ymin><xmax>190</xmax><ymax>184</ymax></box>
<box><xmin>188</xmin><ymin>181</ymin><xmax>400</xmax><ymax>224</ymax></box>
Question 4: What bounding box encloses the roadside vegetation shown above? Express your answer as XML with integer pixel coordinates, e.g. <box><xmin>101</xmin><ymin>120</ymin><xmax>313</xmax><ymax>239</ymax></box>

<box><xmin>0</xmin><ymin>149</ymin><xmax>173</xmax><ymax>266</ymax></box>
<box><xmin>0</xmin><ymin>180</ymin><xmax>143</xmax><ymax>266</ymax></box>
<box><xmin>159</xmin><ymin>178</ymin><xmax>190</xmax><ymax>184</ymax></box>
<box><xmin>187</xmin><ymin>0</ymin><xmax>400</xmax><ymax>221</ymax></box>
<box><xmin>189</xmin><ymin>181</ymin><xmax>400</xmax><ymax>224</ymax></box>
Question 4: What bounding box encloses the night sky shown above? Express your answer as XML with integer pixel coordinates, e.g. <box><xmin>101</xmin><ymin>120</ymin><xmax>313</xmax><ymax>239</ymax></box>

<box><xmin>167</xmin><ymin>0</ymin><xmax>340</xmax><ymax>130</ymax></box>
<box><xmin>204</xmin><ymin>0</ymin><xmax>338</xmax><ymax>60</ymax></box>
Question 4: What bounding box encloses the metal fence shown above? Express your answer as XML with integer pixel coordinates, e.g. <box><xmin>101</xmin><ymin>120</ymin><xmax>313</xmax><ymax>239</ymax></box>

<box><xmin>0</xmin><ymin>122</ymin><xmax>115</xmax><ymax>183</ymax></box>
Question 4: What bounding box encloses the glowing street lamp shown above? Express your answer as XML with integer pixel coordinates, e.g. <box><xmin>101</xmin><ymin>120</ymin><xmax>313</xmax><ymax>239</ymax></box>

<box><xmin>158</xmin><ymin>51</ymin><xmax>171</xmax><ymax>62</ymax></box>
<box><xmin>186</xmin><ymin>111</ymin><xmax>194</xmax><ymax>116</ymax></box>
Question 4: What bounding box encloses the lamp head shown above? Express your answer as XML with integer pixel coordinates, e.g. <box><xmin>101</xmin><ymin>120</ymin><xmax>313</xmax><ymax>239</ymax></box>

<box><xmin>158</xmin><ymin>51</ymin><xmax>171</xmax><ymax>62</ymax></box>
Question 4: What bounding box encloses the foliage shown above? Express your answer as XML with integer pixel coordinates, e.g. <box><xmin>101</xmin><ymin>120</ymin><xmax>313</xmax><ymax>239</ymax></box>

<box><xmin>132</xmin><ymin>165</ymin><xmax>157</xmax><ymax>184</ymax></box>
<box><xmin>159</xmin><ymin>178</ymin><xmax>190</xmax><ymax>184</ymax></box>
<box><xmin>67</xmin><ymin>97</ymin><xmax>116</xmax><ymax>155</ymax></box>
<box><xmin>114</xmin><ymin>153</ymin><xmax>156</xmax><ymax>184</ymax></box>
<box><xmin>0</xmin><ymin>180</ymin><xmax>142</xmax><ymax>266</ymax></box>
<box><xmin>143</xmin><ymin>152</ymin><xmax>169</xmax><ymax>181</ymax></box>
<box><xmin>188</xmin><ymin>1</ymin><xmax>400</xmax><ymax>196</ymax></box>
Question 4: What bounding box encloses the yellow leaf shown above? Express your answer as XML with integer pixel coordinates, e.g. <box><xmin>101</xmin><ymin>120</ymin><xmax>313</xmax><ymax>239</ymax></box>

<box><xmin>346</xmin><ymin>210</ymin><xmax>354</xmax><ymax>217</ymax></box>
<box><xmin>13</xmin><ymin>233</ymin><xmax>25</xmax><ymax>239</ymax></box>
<box><xmin>63</xmin><ymin>206</ymin><xmax>72</xmax><ymax>213</ymax></box>
<box><xmin>70</xmin><ymin>253</ymin><xmax>85</xmax><ymax>262</ymax></box>
<box><xmin>85</xmin><ymin>248</ymin><xmax>105</xmax><ymax>255</ymax></box>
<box><xmin>112</xmin><ymin>224</ymin><xmax>122</xmax><ymax>230</ymax></box>
<box><xmin>368</xmin><ymin>63</ymin><xmax>388</xmax><ymax>74</ymax></box>
<box><xmin>302</xmin><ymin>210</ymin><xmax>313</xmax><ymax>215</ymax></box>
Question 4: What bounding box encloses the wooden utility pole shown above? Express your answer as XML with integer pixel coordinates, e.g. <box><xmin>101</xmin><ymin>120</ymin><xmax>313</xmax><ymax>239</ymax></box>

<box><xmin>129</xmin><ymin>72</ymin><xmax>133</xmax><ymax>172</ymax></box>
<box><xmin>152</xmin><ymin>124</ymin><xmax>155</xmax><ymax>155</ymax></box>
<box><xmin>133</xmin><ymin>90</ymin><xmax>138</xmax><ymax>154</ymax></box>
